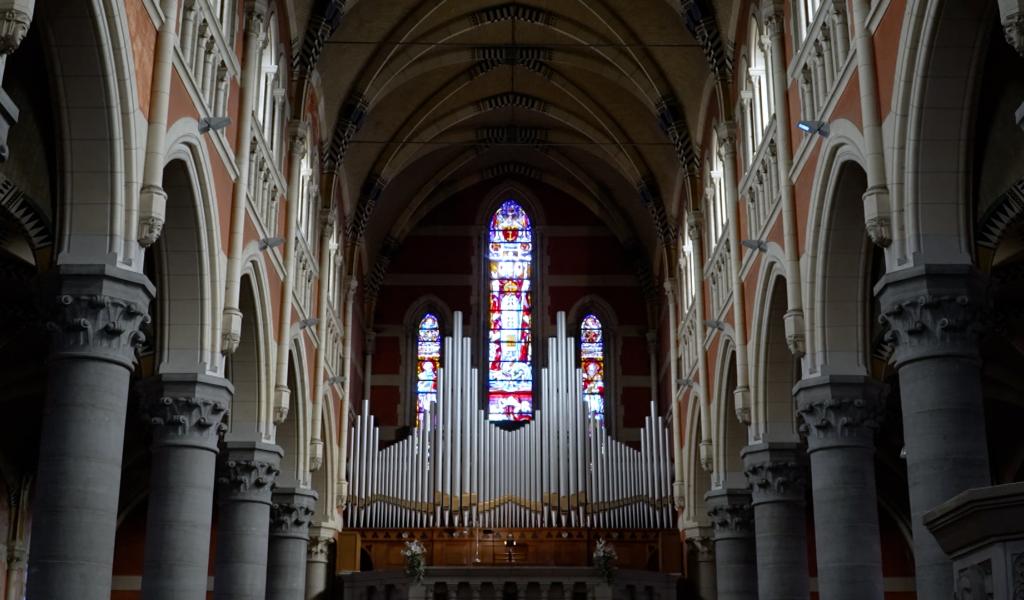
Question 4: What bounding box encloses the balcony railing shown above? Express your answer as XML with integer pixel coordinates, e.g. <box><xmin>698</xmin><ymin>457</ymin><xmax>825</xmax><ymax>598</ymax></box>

<box><xmin>247</xmin><ymin>125</ymin><xmax>284</xmax><ymax>237</ymax></box>
<box><xmin>791</xmin><ymin>0</ymin><xmax>852</xmax><ymax>121</ymax></box>
<box><xmin>706</xmin><ymin>241</ymin><xmax>732</xmax><ymax>319</ymax></box>
<box><xmin>177</xmin><ymin>0</ymin><xmax>239</xmax><ymax>118</ymax></box>
<box><xmin>740</xmin><ymin>121</ymin><xmax>781</xmax><ymax>239</ymax></box>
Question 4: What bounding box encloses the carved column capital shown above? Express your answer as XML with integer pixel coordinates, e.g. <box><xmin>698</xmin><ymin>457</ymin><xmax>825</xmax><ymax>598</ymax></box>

<box><xmin>999</xmin><ymin>0</ymin><xmax>1024</xmax><ymax>55</ymax></box>
<box><xmin>289</xmin><ymin>121</ymin><xmax>310</xmax><ymax>158</ymax></box>
<box><xmin>684</xmin><ymin>525</ymin><xmax>715</xmax><ymax>561</ymax></box>
<box><xmin>760</xmin><ymin>1</ymin><xmax>786</xmax><ymax>40</ymax></box>
<box><xmin>876</xmin><ymin>265</ymin><xmax>988</xmax><ymax>366</ymax></box>
<box><xmin>0</xmin><ymin>5</ymin><xmax>32</xmax><ymax>56</ymax></box>
<box><xmin>43</xmin><ymin>265</ymin><xmax>155</xmax><ymax>368</ymax></box>
<box><xmin>686</xmin><ymin>210</ymin><xmax>704</xmax><ymax>243</ymax></box>
<box><xmin>139</xmin><ymin>373</ymin><xmax>232</xmax><ymax>451</ymax></box>
<box><xmin>307</xmin><ymin>528</ymin><xmax>336</xmax><ymax>563</ymax></box>
<box><xmin>705</xmin><ymin>488</ymin><xmax>754</xmax><ymax>540</ymax></box>
<box><xmin>216</xmin><ymin>441</ymin><xmax>283</xmax><ymax>504</ymax></box>
<box><xmin>715</xmin><ymin>121</ymin><xmax>738</xmax><ymax>159</ymax></box>
<box><xmin>742</xmin><ymin>442</ymin><xmax>807</xmax><ymax>505</ymax></box>
<box><xmin>794</xmin><ymin>374</ymin><xmax>886</xmax><ymax>451</ymax></box>
<box><xmin>270</xmin><ymin>487</ymin><xmax>318</xmax><ymax>540</ymax></box>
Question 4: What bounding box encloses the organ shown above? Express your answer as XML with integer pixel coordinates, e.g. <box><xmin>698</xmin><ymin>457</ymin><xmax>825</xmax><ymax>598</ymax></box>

<box><xmin>344</xmin><ymin>312</ymin><xmax>674</xmax><ymax>530</ymax></box>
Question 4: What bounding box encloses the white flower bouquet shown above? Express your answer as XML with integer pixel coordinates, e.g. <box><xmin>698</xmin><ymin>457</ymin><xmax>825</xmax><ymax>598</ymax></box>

<box><xmin>593</xmin><ymin>538</ymin><xmax>618</xmax><ymax>583</ymax></box>
<box><xmin>400</xmin><ymin>539</ymin><xmax>427</xmax><ymax>583</ymax></box>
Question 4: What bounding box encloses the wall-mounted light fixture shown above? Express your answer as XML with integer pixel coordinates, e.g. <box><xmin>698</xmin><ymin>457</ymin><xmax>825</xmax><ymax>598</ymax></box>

<box><xmin>796</xmin><ymin>119</ymin><xmax>829</xmax><ymax>138</ymax></box>
<box><xmin>298</xmin><ymin>318</ymin><xmax>319</xmax><ymax>330</ymax></box>
<box><xmin>199</xmin><ymin>116</ymin><xmax>231</xmax><ymax>134</ymax></box>
<box><xmin>741</xmin><ymin>239</ymin><xmax>769</xmax><ymax>253</ymax></box>
<box><xmin>704</xmin><ymin>320</ymin><xmax>726</xmax><ymax>331</ymax></box>
<box><xmin>258</xmin><ymin>236</ymin><xmax>285</xmax><ymax>251</ymax></box>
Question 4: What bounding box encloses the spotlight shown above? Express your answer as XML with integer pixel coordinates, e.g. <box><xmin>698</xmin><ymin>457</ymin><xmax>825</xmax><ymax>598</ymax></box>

<box><xmin>741</xmin><ymin>239</ymin><xmax>768</xmax><ymax>253</ymax></box>
<box><xmin>298</xmin><ymin>318</ymin><xmax>319</xmax><ymax>330</ymax></box>
<box><xmin>796</xmin><ymin>119</ymin><xmax>829</xmax><ymax>138</ymax></box>
<box><xmin>327</xmin><ymin>375</ymin><xmax>344</xmax><ymax>385</ymax></box>
<box><xmin>258</xmin><ymin>236</ymin><xmax>285</xmax><ymax>251</ymax></box>
<box><xmin>199</xmin><ymin>115</ymin><xmax>231</xmax><ymax>134</ymax></box>
<box><xmin>680</xmin><ymin>378</ymin><xmax>694</xmax><ymax>388</ymax></box>
<box><xmin>704</xmin><ymin>320</ymin><xmax>725</xmax><ymax>331</ymax></box>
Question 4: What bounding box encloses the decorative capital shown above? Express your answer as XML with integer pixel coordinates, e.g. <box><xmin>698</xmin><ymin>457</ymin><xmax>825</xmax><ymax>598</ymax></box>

<box><xmin>686</xmin><ymin>210</ymin><xmax>704</xmax><ymax>242</ymax></box>
<box><xmin>1001</xmin><ymin>3</ymin><xmax>1024</xmax><ymax>56</ymax></box>
<box><xmin>760</xmin><ymin>1</ymin><xmax>785</xmax><ymax>39</ymax></box>
<box><xmin>784</xmin><ymin>310</ymin><xmax>806</xmax><ymax>357</ymax></box>
<box><xmin>289</xmin><ymin>121</ymin><xmax>310</xmax><ymax>158</ymax></box>
<box><xmin>742</xmin><ymin>443</ymin><xmax>807</xmax><ymax>505</ymax></box>
<box><xmin>139</xmin><ymin>374</ymin><xmax>232</xmax><ymax>451</ymax></box>
<box><xmin>43</xmin><ymin>266</ymin><xmax>154</xmax><ymax>367</ymax></box>
<box><xmin>715</xmin><ymin>121</ymin><xmax>738</xmax><ymax>158</ymax></box>
<box><xmin>699</xmin><ymin>439</ymin><xmax>714</xmax><ymax>472</ymax></box>
<box><xmin>336</xmin><ymin>480</ymin><xmax>349</xmax><ymax>508</ymax></box>
<box><xmin>683</xmin><ymin>526</ymin><xmax>714</xmax><ymax>561</ymax></box>
<box><xmin>876</xmin><ymin>265</ymin><xmax>988</xmax><ymax>366</ymax></box>
<box><xmin>273</xmin><ymin>385</ymin><xmax>291</xmax><ymax>424</ymax></box>
<box><xmin>794</xmin><ymin>375</ymin><xmax>886</xmax><ymax>450</ymax></box>
<box><xmin>309</xmin><ymin>439</ymin><xmax>324</xmax><ymax>471</ymax></box>
<box><xmin>216</xmin><ymin>441</ymin><xmax>283</xmax><ymax>504</ymax></box>
<box><xmin>0</xmin><ymin>8</ymin><xmax>31</xmax><ymax>56</ymax></box>
<box><xmin>221</xmin><ymin>308</ymin><xmax>243</xmax><ymax>354</ymax></box>
<box><xmin>705</xmin><ymin>489</ymin><xmax>754</xmax><ymax>540</ymax></box>
<box><xmin>307</xmin><ymin>533</ymin><xmax>335</xmax><ymax>563</ymax></box>
<box><xmin>270</xmin><ymin>488</ymin><xmax>318</xmax><ymax>539</ymax></box>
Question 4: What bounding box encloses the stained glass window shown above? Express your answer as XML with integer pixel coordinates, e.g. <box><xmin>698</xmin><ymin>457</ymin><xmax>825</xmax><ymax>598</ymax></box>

<box><xmin>580</xmin><ymin>314</ymin><xmax>605</xmax><ymax>421</ymax></box>
<box><xmin>415</xmin><ymin>313</ymin><xmax>440</xmax><ymax>426</ymax></box>
<box><xmin>487</xmin><ymin>200</ymin><xmax>533</xmax><ymax>422</ymax></box>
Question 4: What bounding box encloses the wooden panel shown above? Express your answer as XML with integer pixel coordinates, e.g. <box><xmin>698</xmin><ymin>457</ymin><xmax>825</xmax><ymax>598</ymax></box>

<box><xmin>337</xmin><ymin>531</ymin><xmax>361</xmax><ymax>572</ymax></box>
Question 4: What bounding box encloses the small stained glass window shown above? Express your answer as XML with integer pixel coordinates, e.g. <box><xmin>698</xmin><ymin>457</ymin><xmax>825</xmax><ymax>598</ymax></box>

<box><xmin>487</xmin><ymin>200</ymin><xmax>534</xmax><ymax>422</ymax></box>
<box><xmin>416</xmin><ymin>313</ymin><xmax>440</xmax><ymax>426</ymax></box>
<box><xmin>580</xmin><ymin>314</ymin><xmax>605</xmax><ymax>421</ymax></box>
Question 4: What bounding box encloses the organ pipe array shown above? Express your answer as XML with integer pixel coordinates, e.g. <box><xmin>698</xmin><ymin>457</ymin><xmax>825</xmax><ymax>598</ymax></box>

<box><xmin>345</xmin><ymin>312</ymin><xmax>674</xmax><ymax>529</ymax></box>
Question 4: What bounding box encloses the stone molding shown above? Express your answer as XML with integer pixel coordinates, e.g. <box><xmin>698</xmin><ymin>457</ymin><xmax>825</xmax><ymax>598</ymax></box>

<box><xmin>705</xmin><ymin>489</ymin><xmax>754</xmax><ymax>540</ymax></box>
<box><xmin>42</xmin><ymin>265</ymin><xmax>155</xmax><ymax>368</ymax></box>
<box><xmin>876</xmin><ymin>264</ymin><xmax>988</xmax><ymax>367</ymax></box>
<box><xmin>270</xmin><ymin>487</ymin><xmax>318</xmax><ymax>540</ymax></box>
<box><xmin>139</xmin><ymin>374</ymin><xmax>233</xmax><ymax>451</ymax></box>
<box><xmin>794</xmin><ymin>374</ymin><xmax>886</xmax><ymax>451</ymax></box>
<box><xmin>216</xmin><ymin>441</ymin><xmax>283</xmax><ymax>504</ymax></box>
<box><xmin>741</xmin><ymin>442</ymin><xmax>807</xmax><ymax>505</ymax></box>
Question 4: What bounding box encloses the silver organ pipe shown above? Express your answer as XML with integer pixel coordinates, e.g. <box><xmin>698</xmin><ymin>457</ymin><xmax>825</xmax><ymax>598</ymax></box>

<box><xmin>344</xmin><ymin>312</ymin><xmax>674</xmax><ymax>529</ymax></box>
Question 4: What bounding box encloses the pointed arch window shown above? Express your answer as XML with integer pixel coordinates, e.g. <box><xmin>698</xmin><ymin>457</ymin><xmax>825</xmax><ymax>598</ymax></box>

<box><xmin>415</xmin><ymin>313</ymin><xmax>441</xmax><ymax>426</ymax></box>
<box><xmin>580</xmin><ymin>314</ymin><xmax>606</xmax><ymax>421</ymax></box>
<box><xmin>487</xmin><ymin>200</ymin><xmax>534</xmax><ymax>422</ymax></box>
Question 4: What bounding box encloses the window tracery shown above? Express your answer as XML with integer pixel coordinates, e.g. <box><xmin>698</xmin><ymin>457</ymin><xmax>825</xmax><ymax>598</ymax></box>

<box><xmin>415</xmin><ymin>313</ymin><xmax>441</xmax><ymax>426</ymax></box>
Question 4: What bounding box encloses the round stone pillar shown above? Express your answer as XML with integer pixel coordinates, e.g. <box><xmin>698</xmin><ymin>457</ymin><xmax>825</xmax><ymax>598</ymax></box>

<box><xmin>212</xmin><ymin>440</ymin><xmax>283</xmax><ymax>600</ymax></box>
<box><xmin>27</xmin><ymin>265</ymin><xmax>154</xmax><ymax>600</ymax></box>
<box><xmin>138</xmin><ymin>373</ymin><xmax>231</xmax><ymax>600</ymax></box>
<box><xmin>794</xmin><ymin>374</ymin><xmax>885</xmax><ymax>600</ymax></box>
<box><xmin>741</xmin><ymin>442</ymin><xmax>809</xmax><ymax>600</ymax></box>
<box><xmin>304</xmin><ymin>527</ymin><xmax>335</xmax><ymax>600</ymax></box>
<box><xmin>684</xmin><ymin>527</ymin><xmax>716</xmax><ymax>600</ymax></box>
<box><xmin>266</xmin><ymin>487</ymin><xmax>318</xmax><ymax>600</ymax></box>
<box><xmin>876</xmin><ymin>264</ymin><xmax>992</xmax><ymax>598</ymax></box>
<box><xmin>705</xmin><ymin>489</ymin><xmax>756</xmax><ymax>600</ymax></box>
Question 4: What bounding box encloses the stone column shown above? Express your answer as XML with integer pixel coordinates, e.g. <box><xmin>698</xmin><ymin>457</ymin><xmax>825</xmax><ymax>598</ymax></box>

<box><xmin>26</xmin><ymin>265</ymin><xmax>153</xmax><ymax>600</ymax></box>
<box><xmin>138</xmin><ymin>373</ymin><xmax>231</xmax><ymax>600</ymax></box>
<box><xmin>794</xmin><ymin>374</ymin><xmax>885</xmax><ymax>600</ymax></box>
<box><xmin>741</xmin><ymin>442</ymin><xmax>809</xmax><ymax>600</ymax></box>
<box><xmin>212</xmin><ymin>440</ymin><xmax>283</xmax><ymax>600</ymax></box>
<box><xmin>876</xmin><ymin>265</ymin><xmax>992</xmax><ymax>598</ymax></box>
<box><xmin>705</xmin><ymin>489</ymin><xmax>756</xmax><ymax>600</ymax></box>
<box><xmin>684</xmin><ymin>527</ymin><xmax>716</xmax><ymax>600</ymax></box>
<box><xmin>267</xmin><ymin>488</ymin><xmax>318</xmax><ymax>600</ymax></box>
<box><xmin>304</xmin><ymin>527</ymin><xmax>334</xmax><ymax>600</ymax></box>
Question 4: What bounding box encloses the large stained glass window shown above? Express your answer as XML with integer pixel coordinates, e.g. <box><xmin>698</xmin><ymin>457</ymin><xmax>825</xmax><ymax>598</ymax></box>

<box><xmin>580</xmin><ymin>314</ymin><xmax>605</xmax><ymax>421</ymax></box>
<box><xmin>415</xmin><ymin>313</ymin><xmax>440</xmax><ymax>426</ymax></box>
<box><xmin>487</xmin><ymin>200</ymin><xmax>533</xmax><ymax>421</ymax></box>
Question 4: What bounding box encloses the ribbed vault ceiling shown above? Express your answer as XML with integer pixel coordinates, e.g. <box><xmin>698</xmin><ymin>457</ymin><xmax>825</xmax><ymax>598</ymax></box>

<box><xmin>293</xmin><ymin>0</ymin><xmax>737</xmax><ymax>271</ymax></box>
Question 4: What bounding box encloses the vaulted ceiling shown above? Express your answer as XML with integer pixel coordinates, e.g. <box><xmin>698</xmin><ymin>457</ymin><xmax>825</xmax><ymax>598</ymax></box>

<box><xmin>291</xmin><ymin>0</ymin><xmax>738</xmax><ymax>271</ymax></box>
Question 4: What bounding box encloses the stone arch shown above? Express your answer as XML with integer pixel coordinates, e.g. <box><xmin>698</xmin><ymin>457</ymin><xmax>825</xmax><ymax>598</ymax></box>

<box><xmin>803</xmin><ymin>121</ymin><xmax>873</xmax><ymax>375</ymax></box>
<box><xmin>227</xmin><ymin>271</ymin><xmax>271</xmax><ymax>438</ymax></box>
<box><xmin>566</xmin><ymin>295</ymin><xmax>621</xmax><ymax>432</ymax></box>
<box><xmin>399</xmin><ymin>295</ymin><xmax>452</xmax><ymax>427</ymax></box>
<box><xmin>150</xmin><ymin>153</ymin><xmax>218</xmax><ymax>374</ymax></box>
<box><xmin>278</xmin><ymin>342</ymin><xmax>311</xmax><ymax>488</ymax></box>
<box><xmin>889</xmin><ymin>0</ymin><xmax>995</xmax><ymax>266</ymax></box>
<box><xmin>310</xmin><ymin>389</ymin><xmax>339</xmax><ymax>525</ymax></box>
<box><xmin>712</xmin><ymin>344</ymin><xmax>745</xmax><ymax>489</ymax></box>
<box><xmin>37</xmin><ymin>0</ymin><xmax>141</xmax><ymax>266</ymax></box>
<box><xmin>682</xmin><ymin>393</ymin><xmax>713</xmax><ymax>525</ymax></box>
<box><xmin>754</xmin><ymin>271</ymin><xmax>799</xmax><ymax>443</ymax></box>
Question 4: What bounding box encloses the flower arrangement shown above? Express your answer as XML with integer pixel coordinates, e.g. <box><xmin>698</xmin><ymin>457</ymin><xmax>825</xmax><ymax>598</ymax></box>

<box><xmin>593</xmin><ymin>538</ymin><xmax>618</xmax><ymax>583</ymax></box>
<box><xmin>400</xmin><ymin>539</ymin><xmax>427</xmax><ymax>583</ymax></box>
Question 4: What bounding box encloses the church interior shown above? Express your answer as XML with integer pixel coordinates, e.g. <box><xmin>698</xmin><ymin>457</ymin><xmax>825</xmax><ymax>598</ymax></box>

<box><xmin>0</xmin><ymin>0</ymin><xmax>1023</xmax><ymax>598</ymax></box>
